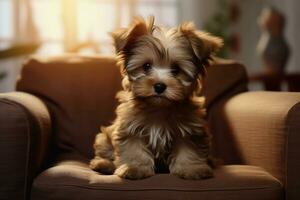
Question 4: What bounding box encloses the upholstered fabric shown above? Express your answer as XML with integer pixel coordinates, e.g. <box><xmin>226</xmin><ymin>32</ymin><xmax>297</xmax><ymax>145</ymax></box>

<box><xmin>0</xmin><ymin>92</ymin><xmax>51</xmax><ymax>200</ymax></box>
<box><xmin>17</xmin><ymin>55</ymin><xmax>122</xmax><ymax>159</ymax></box>
<box><xmin>31</xmin><ymin>154</ymin><xmax>283</xmax><ymax>200</ymax></box>
<box><xmin>202</xmin><ymin>58</ymin><xmax>248</xmax><ymax>109</ymax></box>
<box><xmin>222</xmin><ymin>91</ymin><xmax>300</xmax><ymax>200</ymax></box>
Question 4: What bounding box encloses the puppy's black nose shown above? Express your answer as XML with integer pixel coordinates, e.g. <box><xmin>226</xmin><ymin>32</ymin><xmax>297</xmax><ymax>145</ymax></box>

<box><xmin>154</xmin><ymin>83</ymin><xmax>167</xmax><ymax>94</ymax></box>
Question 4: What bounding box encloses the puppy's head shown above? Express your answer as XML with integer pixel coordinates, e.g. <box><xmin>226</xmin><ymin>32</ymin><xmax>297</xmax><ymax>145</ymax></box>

<box><xmin>111</xmin><ymin>16</ymin><xmax>223</xmax><ymax>106</ymax></box>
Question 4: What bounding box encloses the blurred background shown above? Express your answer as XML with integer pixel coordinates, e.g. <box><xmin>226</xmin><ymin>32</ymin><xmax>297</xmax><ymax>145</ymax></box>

<box><xmin>0</xmin><ymin>0</ymin><xmax>299</xmax><ymax>92</ymax></box>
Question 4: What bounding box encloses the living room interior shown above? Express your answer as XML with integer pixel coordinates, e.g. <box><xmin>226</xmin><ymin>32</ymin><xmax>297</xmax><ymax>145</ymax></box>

<box><xmin>0</xmin><ymin>0</ymin><xmax>300</xmax><ymax>200</ymax></box>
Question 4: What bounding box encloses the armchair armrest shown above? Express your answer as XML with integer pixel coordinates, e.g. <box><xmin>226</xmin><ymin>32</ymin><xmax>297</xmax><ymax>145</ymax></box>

<box><xmin>224</xmin><ymin>91</ymin><xmax>300</xmax><ymax>200</ymax></box>
<box><xmin>0</xmin><ymin>92</ymin><xmax>51</xmax><ymax>200</ymax></box>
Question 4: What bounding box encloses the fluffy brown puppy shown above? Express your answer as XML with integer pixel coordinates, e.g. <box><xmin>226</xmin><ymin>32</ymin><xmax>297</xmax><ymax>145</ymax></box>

<box><xmin>90</xmin><ymin>16</ymin><xmax>223</xmax><ymax>180</ymax></box>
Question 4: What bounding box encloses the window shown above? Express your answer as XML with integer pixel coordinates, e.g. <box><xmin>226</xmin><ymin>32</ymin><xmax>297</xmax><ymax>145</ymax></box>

<box><xmin>0</xmin><ymin>0</ymin><xmax>178</xmax><ymax>55</ymax></box>
<box><xmin>0</xmin><ymin>0</ymin><xmax>13</xmax><ymax>49</ymax></box>
<box><xmin>31</xmin><ymin>0</ymin><xmax>64</xmax><ymax>54</ymax></box>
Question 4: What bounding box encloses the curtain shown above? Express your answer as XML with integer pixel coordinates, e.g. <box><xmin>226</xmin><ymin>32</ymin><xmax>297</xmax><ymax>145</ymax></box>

<box><xmin>12</xmin><ymin>0</ymin><xmax>39</xmax><ymax>44</ymax></box>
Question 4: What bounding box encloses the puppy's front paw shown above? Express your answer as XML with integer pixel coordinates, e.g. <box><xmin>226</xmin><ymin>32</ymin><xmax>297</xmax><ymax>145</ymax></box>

<box><xmin>114</xmin><ymin>164</ymin><xmax>154</xmax><ymax>180</ymax></box>
<box><xmin>171</xmin><ymin>163</ymin><xmax>213</xmax><ymax>180</ymax></box>
<box><xmin>90</xmin><ymin>157</ymin><xmax>115</xmax><ymax>174</ymax></box>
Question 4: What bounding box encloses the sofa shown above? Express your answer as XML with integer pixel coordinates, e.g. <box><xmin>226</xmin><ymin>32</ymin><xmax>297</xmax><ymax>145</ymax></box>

<box><xmin>0</xmin><ymin>55</ymin><xmax>299</xmax><ymax>200</ymax></box>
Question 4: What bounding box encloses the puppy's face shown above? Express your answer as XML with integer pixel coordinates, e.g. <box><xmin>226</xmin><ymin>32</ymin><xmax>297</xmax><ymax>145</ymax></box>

<box><xmin>112</xmin><ymin>17</ymin><xmax>223</xmax><ymax>106</ymax></box>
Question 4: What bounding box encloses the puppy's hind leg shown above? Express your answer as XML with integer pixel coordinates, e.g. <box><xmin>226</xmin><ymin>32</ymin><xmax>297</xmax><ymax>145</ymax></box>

<box><xmin>90</xmin><ymin>129</ymin><xmax>115</xmax><ymax>174</ymax></box>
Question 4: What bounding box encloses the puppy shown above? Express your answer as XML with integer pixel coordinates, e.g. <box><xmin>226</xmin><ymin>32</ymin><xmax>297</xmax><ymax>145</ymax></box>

<box><xmin>90</xmin><ymin>16</ymin><xmax>223</xmax><ymax>180</ymax></box>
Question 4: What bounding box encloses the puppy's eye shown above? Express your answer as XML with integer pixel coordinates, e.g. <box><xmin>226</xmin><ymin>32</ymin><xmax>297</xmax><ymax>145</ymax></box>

<box><xmin>171</xmin><ymin>64</ymin><xmax>180</xmax><ymax>76</ymax></box>
<box><xmin>143</xmin><ymin>63</ymin><xmax>152</xmax><ymax>73</ymax></box>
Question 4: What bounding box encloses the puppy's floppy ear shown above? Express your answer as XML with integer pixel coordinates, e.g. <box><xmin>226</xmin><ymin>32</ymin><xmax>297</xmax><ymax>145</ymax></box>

<box><xmin>179</xmin><ymin>22</ymin><xmax>223</xmax><ymax>68</ymax></box>
<box><xmin>111</xmin><ymin>16</ymin><xmax>155</xmax><ymax>54</ymax></box>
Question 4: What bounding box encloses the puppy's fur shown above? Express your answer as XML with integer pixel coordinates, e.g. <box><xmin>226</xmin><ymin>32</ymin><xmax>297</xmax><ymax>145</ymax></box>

<box><xmin>90</xmin><ymin>16</ymin><xmax>223</xmax><ymax>180</ymax></box>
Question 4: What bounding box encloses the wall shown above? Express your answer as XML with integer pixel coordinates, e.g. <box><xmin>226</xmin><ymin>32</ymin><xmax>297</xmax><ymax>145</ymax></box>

<box><xmin>178</xmin><ymin>0</ymin><xmax>300</xmax><ymax>74</ymax></box>
<box><xmin>177</xmin><ymin>0</ymin><xmax>217</xmax><ymax>29</ymax></box>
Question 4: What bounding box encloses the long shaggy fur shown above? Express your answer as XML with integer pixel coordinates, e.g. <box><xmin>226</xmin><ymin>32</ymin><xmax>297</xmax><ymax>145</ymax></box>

<box><xmin>90</xmin><ymin>16</ymin><xmax>223</xmax><ymax>180</ymax></box>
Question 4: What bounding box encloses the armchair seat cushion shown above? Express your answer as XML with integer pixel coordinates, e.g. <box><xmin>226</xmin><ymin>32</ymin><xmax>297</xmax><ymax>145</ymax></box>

<box><xmin>31</xmin><ymin>154</ymin><xmax>283</xmax><ymax>200</ymax></box>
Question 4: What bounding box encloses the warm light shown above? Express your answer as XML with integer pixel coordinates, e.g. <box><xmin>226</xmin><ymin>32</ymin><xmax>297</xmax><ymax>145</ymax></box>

<box><xmin>0</xmin><ymin>0</ymin><xmax>178</xmax><ymax>55</ymax></box>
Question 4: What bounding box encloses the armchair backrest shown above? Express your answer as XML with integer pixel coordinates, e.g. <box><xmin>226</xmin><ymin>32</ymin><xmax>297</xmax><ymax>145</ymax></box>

<box><xmin>17</xmin><ymin>55</ymin><xmax>248</xmax><ymax>161</ymax></box>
